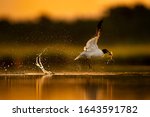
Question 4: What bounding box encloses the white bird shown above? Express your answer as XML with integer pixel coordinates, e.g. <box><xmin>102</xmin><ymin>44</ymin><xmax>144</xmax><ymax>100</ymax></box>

<box><xmin>74</xmin><ymin>20</ymin><xmax>113</xmax><ymax>68</ymax></box>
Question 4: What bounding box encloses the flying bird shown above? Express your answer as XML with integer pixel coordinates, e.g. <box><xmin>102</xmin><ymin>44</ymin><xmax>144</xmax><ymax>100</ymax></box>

<box><xmin>74</xmin><ymin>20</ymin><xmax>113</xmax><ymax>68</ymax></box>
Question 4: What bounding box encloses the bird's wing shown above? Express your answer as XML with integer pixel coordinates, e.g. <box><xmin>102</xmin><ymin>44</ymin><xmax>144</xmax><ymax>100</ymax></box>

<box><xmin>84</xmin><ymin>20</ymin><xmax>103</xmax><ymax>52</ymax></box>
<box><xmin>84</xmin><ymin>36</ymin><xmax>98</xmax><ymax>51</ymax></box>
<box><xmin>96</xmin><ymin>20</ymin><xmax>103</xmax><ymax>33</ymax></box>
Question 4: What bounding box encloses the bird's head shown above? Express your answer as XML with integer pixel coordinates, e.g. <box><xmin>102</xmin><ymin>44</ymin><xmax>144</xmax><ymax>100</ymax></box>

<box><xmin>102</xmin><ymin>49</ymin><xmax>114</xmax><ymax>64</ymax></box>
<box><xmin>102</xmin><ymin>49</ymin><xmax>112</xmax><ymax>56</ymax></box>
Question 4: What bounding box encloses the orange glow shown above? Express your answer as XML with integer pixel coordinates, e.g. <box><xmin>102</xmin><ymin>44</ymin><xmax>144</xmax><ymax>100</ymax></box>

<box><xmin>0</xmin><ymin>0</ymin><xmax>150</xmax><ymax>21</ymax></box>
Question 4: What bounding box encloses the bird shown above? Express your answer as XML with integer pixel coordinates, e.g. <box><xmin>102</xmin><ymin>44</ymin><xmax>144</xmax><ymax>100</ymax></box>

<box><xmin>74</xmin><ymin>20</ymin><xmax>113</xmax><ymax>68</ymax></box>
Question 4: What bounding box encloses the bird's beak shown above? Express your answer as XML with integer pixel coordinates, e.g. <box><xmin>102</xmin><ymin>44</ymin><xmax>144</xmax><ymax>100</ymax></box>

<box><xmin>109</xmin><ymin>51</ymin><xmax>113</xmax><ymax>59</ymax></box>
<box><xmin>106</xmin><ymin>51</ymin><xmax>114</xmax><ymax>64</ymax></box>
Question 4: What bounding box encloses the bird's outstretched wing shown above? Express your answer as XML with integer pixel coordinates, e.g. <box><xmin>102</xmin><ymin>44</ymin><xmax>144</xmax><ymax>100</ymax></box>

<box><xmin>74</xmin><ymin>20</ymin><xmax>103</xmax><ymax>60</ymax></box>
<box><xmin>97</xmin><ymin>20</ymin><xmax>103</xmax><ymax>32</ymax></box>
<box><xmin>84</xmin><ymin>20</ymin><xmax>103</xmax><ymax>52</ymax></box>
<box><xmin>84</xmin><ymin>36</ymin><xmax>98</xmax><ymax>51</ymax></box>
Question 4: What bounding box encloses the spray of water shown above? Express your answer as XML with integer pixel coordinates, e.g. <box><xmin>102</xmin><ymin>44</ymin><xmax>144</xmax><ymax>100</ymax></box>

<box><xmin>36</xmin><ymin>48</ymin><xmax>54</xmax><ymax>75</ymax></box>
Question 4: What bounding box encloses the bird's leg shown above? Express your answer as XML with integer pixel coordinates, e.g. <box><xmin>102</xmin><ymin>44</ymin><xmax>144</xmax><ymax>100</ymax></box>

<box><xmin>86</xmin><ymin>58</ymin><xmax>92</xmax><ymax>69</ymax></box>
<box><xmin>74</xmin><ymin>59</ymin><xmax>82</xmax><ymax>71</ymax></box>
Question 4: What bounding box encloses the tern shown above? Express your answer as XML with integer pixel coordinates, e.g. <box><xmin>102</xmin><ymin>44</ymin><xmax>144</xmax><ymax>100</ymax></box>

<box><xmin>74</xmin><ymin>20</ymin><xmax>113</xmax><ymax>68</ymax></box>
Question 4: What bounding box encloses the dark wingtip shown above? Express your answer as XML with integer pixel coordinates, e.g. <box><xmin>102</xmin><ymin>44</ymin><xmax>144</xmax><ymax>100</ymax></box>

<box><xmin>97</xmin><ymin>19</ymin><xmax>103</xmax><ymax>30</ymax></box>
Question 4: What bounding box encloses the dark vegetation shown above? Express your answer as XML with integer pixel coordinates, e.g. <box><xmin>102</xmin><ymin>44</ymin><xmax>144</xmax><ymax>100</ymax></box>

<box><xmin>0</xmin><ymin>5</ymin><xmax>150</xmax><ymax>45</ymax></box>
<box><xmin>0</xmin><ymin>5</ymin><xmax>150</xmax><ymax>71</ymax></box>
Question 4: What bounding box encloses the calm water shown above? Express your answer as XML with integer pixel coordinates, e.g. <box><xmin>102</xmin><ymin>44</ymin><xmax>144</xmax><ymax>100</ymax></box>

<box><xmin>0</xmin><ymin>73</ymin><xmax>150</xmax><ymax>100</ymax></box>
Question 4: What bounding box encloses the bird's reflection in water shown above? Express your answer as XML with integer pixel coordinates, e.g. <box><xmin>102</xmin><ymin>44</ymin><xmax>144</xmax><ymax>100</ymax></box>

<box><xmin>82</xmin><ymin>78</ymin><xmax>113</xmax><ymax>100</ymax></box>
<box><xmin>36</xmin><ymin>75</ymin><xmax>113</xmax><ymax>100</ymax></box>
<box><xmin>83</xmin><ymin>80</ymin><xmax>100</xmax><ymax>100</ymax></box>
<box><xmin>36</xmin><ymin>75</ymin><xmax>150</xmax><ymax>100</ymax></box>
<box><xmin>1</xmin><ymin>74</ymin><xmax>150</xmax><ymax>100</ymax></box>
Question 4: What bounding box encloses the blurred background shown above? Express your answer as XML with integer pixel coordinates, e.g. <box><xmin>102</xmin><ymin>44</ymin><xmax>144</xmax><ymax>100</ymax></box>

<box><xmin>0</xmin><ymin>0</ymin><xmax>150</xmax><ymax>73</ymax></box>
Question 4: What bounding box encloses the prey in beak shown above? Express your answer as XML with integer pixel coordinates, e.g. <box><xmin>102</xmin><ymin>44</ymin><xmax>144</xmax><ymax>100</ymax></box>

<box><xmin>107</xmin><ymin>51</ymin><xmax>114</xmax><ymax>64</ymax></box>
<box><xmin>102</xmin><ymin>49</ymin><xmax>114</xmax><ymax>64</ymax></box>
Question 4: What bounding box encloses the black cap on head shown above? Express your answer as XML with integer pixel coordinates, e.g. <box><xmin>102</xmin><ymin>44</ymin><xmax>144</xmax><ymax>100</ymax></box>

<box><xmin>102</xmin><ymin>49</ymin><xmax>113</xmax><ymax>56</ymax></box>
<box><xmin>102</xmin><ymin>49</ymin><xmax>111</xmax><ymax>54</ymax></box>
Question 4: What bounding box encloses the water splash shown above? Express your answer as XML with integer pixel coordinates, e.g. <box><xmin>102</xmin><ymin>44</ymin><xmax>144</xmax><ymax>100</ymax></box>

<box><xmin>36</xmin><ymin>48</ymin><xmax>54</xmax><ymax>75</ymax></box>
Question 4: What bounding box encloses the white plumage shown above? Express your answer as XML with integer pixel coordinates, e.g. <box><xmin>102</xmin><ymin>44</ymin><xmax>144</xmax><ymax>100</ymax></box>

<box><xmin>74</xmin><ymin>35</ymin><xmax>104</xmax><ymax>60</ymax></box>
<box><xmin>74</xmin><ymin>20</ymin><xmax>113</xmax><ymax>65</ymax></box>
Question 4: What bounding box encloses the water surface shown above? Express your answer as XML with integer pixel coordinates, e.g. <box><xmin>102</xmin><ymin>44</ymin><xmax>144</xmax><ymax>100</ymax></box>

<box><xmin>0</xmin><ymin>72</ymin><xmax>150</xmax><ymax>100</ymax></box>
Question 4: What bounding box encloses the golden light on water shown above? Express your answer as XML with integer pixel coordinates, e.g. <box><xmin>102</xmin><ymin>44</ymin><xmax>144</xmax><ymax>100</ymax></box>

<box><xmin>1</xmin><ymin>74</ymin><xmax>150</xmax><ymax>100</ymax></box>
<box><xmin>0</xmin><ymin>0</ymin><xmax>150</xmax><ymax>21</ymax></box>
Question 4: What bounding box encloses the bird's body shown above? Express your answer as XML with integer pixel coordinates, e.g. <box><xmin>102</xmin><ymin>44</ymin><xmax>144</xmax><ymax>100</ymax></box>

<box><xmin>74</xmin><ymin>36</ymin><xmax>104</xmax><ymax>60</ymax></box>
<box><xmin>74</xmin><ymin>20</ymin><xmax>113</xmax><ymax>67</ymax></box>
